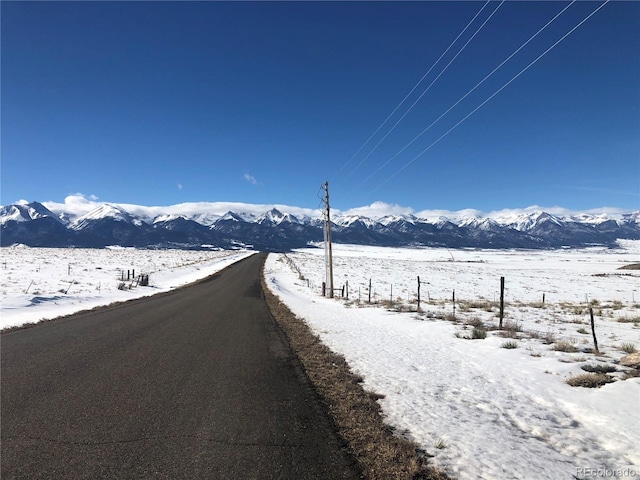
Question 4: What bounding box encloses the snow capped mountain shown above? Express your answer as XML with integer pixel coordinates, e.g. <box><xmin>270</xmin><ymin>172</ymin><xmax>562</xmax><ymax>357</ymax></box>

<box><xmin>186</xmin><ymin>212</ymin><xmax>222</xmax><ymax>226</ymax></box>
<box><xmin>569</xmin><ymin>212</ymin><xmax>617</xmax><ymax>225</ymax></box>
<box><xmin>153</xmin><ymin>214</ymin><xmax>186</xmax><ymax>224</ymax></box>
<box><xmin>500</xmin><ymin>211</ymin><xmax>563</xmax><ymax>232</ymax></box>
<box><xmin>623</xmin><ymin>211</ymin><xmax>640</xmax><ymax>225</ymax></box>
<box><xmin>257</xmin><ymin>208</ymin><xmax>302</xmax><ymax>226</ymax></box>
<box><xmin>334</xmin><ymin>215</ymin><xmax>381</xmax><ymax>229</ymax></box>
<box><xmin>378</xmin><ymin>214</ymin><xmax>418</xmax><ymax>227</ymax></box>
<box><xmin>0</xmin><ymin>202</ymin><xmax>71</xmax><ymax>247</ymax></box>
<box><xmin>217</xmin><ymin>211</ymin><xmax>249</xmax><ymax>223</ymax></box>
<box><xmin>0</xmin><ymin>202</ymin><xmax>61</xmax><ymax>225</ymax></box>
<box><xmin>69</xmin><ymin>204</ymin><xmax>139</xmax><ymax>231</ymax></box>
<box><xmin>459</xmin><ymin>217</ymin><xmax>503</xmax><ymax>232</ymax></box>
<box><xmin>426</xmin><ymin>216</ymin><xmax>458</xmax><ymax>230</ymax></box>
<box><xmin>1</xmin><ymin>199</ymin><xmax>639</xmax><ymax>250</ymax></box>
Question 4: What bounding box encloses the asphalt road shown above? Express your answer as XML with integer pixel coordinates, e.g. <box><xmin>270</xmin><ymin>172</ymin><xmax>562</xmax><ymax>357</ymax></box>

<box><xmin>1</xmin><ymin>252</ymin><xmax>361</xmax><ymax>479</ymax></box>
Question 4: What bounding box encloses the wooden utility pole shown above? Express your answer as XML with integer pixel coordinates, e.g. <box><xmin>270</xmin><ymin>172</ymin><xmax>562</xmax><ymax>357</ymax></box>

<box><xmin>323</xmin><ymin>181</ymin><xmax>334</xmax><ymax>298</ymax></box>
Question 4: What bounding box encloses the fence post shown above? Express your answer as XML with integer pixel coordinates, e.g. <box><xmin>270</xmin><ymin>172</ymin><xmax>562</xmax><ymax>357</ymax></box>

<box><xmin>499</xmin><ymin>276</ymin><xmax>505</xmax><ymax>329</ymax></box>
<box><xmin>322</xmin><ymin>282</ymin><xmax>326</xmax><ymax>297</ymax></box>
<box><xmin>345</xmin><ymin>280</ymin><xmax>349</xmax><ymax>300</ymax></box>
<box><xmin>368</xmin><ymin>279</ymin><xmax>372</xmax><ymax>304</ymax></box>
<box><xmin>452</xmin><ymin>289</ymin><xmax>456</xmax><ymax>317</ymax></box>
<box><xmin>590</xmin><ymin>307</ymin><xmax>599</xmax><ymax>354</ymax></box>
<box><xmin>417</xmin><ymin>276</ymin><xmax>421</xmax><ymax>311</ymax></box>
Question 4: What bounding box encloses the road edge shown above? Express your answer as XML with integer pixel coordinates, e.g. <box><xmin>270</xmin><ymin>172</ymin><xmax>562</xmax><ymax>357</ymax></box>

<box><xmin>260</xmin><ymin>259</ymin><xmax>450</xmax><ymax>480</ymax></box>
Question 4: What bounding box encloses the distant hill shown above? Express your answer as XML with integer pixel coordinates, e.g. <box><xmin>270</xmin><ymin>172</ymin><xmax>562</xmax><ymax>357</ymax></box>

<box><xmin>1</xmin><ymin>200</ymin><xmax>639</xmax><ymax>251</ymax></box>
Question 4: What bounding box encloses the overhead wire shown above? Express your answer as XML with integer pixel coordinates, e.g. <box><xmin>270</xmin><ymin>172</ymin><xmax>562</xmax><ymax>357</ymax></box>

<box><xmin>332</xmin><ymin>0</ymin><xmax>492</xmax><ymax>182</ymax></box>
<box><xmin>358</xmin><ymin>0</ymin><xmax>577</xmax><ymax>188</ymax></box>
<box><xmin>372</xmin><ymin>0</ymin><xmax>611</xmax><ymax>193</ymax></box>
<box><xmin>344</xmin><ymin>0</ymin><xmax>506</xmax><ymax>182</ymax></box>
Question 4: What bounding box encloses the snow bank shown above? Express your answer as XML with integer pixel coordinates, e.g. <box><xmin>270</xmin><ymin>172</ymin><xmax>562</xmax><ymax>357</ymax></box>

<box><xmin>264</xmin><ymin>244</ymin><xmax>640</xmax><ymax>479</ymax></box>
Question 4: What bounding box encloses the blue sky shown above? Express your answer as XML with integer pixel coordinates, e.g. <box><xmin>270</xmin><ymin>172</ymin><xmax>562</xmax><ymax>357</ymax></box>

<box><xmin>2</xmin><ymin>1</ymin><xmax>639</xmax><ymax>213</ymax></box>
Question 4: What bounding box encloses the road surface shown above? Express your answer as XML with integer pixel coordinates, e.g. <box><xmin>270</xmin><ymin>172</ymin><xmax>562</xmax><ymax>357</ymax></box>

<box><xmin>1</xmin><ymin>252</ymin><xmax>361</xmax><ymax>479</ymax></box>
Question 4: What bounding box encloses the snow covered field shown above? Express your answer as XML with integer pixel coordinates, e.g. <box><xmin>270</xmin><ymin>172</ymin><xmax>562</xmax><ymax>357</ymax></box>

<box><xmin>264</xmin><ymin>242</ymin><xmax>640</xmax><ymax>480</ymax></box>
<box><xmin>0</xmin><ymin>245</ymin><xmax>253</xmax><ymax>330</ymax></box>
<box><xmin>2</xmin><ymin>243</ymin><xmax>638</xmax><ymax>479</ymax></box>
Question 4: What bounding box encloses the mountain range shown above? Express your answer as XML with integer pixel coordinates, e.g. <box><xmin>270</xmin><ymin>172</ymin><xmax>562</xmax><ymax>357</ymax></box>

<box><xmin>1</xmin><ymin>200</ymin><xmax>639</xmax><ymax>251</ymax></box>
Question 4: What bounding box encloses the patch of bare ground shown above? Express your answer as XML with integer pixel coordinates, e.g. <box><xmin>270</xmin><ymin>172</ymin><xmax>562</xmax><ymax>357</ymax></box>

<box><xmin>261</xmin><ymin>270</ymin><xmax>450</xmax><ymax>480</ymax></box>
<box><xmin>618</xmin><ymin>263</ymin><xmax>640</xmax><ymax>270</ymax></box>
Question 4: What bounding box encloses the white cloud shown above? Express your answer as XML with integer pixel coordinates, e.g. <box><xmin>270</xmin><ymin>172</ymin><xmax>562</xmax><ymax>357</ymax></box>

<box><xmin>483</xmin><ymin>205</ymin><xmax>635</xmax><ymax>218</ymax></box>
<box><xmin>35</xmin><ymin>194</ymin><xmax>638</xmax><ymax>225</ymax></box>
<box><xmin>413</xmin><ymin>207</ymin><xmax>484</xmax><ymax>221</ymax></box>
<box><xmin>43</xmin><ymin>193</ymin><xmax>102</xmax><ymax>217</ymax></box>
<box><xmin>413</xmin><ymin>205</ymin><xmax>635</xmax><ymax>221</ymax></box>
<box><xmin>243</xmin><ymin>174</ymin><xmax>258</xmax><ymax>185</ymax></box>
<box><xmin>342</xmin><ymin>201</ymin><xmax>414</xmax><ymax>218</ymax></box>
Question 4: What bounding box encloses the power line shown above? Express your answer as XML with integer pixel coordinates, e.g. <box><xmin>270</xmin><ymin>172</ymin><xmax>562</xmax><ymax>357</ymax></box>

<box><xmin>373</xmin><ymin>0</ymin><xmax>610</xmax><ymax>193</ymax></box>
<box><xmin>332</xmin><ymin>0</ymin><xmax>492</xmax><ymax>183</ymax></box>
<box><xmin>359</xmin><ymin>0</ymin><xmax>577</xmax><ymax>187</ymax></box>
<box><xmin>344</xmin><ymin>0</ymin><xmax>505</xmax><ymax>182</ymax></box>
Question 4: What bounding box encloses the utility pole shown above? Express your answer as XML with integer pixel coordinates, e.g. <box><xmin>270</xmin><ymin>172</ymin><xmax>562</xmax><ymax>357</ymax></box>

<box><xmin>323</xmin><ymin>181</ymin><xmax>334</xmax><ymax>298</ymax></box>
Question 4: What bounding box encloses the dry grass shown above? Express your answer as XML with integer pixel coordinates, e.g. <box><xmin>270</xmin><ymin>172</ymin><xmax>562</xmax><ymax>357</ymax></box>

<box><xmin>553</xmin><ymin>341</ymin><xmax>579</xmax><ymax>353</ymax></box>
<box><xmin>465</xmin><ymin>316</ymin><xmax>485</xmax><ymax>329</ymax></box>
<box><xmin>619</xmin><ymin>342</ymin><xmax>638</xmax><ymax>354</ymax></box>
<box><xmin>622</xmin><ymin>369</ymin><xmax>640</xmax><ymax>380</ymax></box>
<box><xmin>529</xmin><ymin>301</ymin><xmax>546</xmax><ymax>309</ymax></box>
<box><xmin>617</xmin><ymin>315</ymin><xmax>640</xmax><ymax>324</ymax></box>
<box><xmin>618</xmin><ymin>263</ymin><xmax>640</xmax><ymax>270</ymax></box>
<box><xmin>529</xmin><ymin>330</ymin><xmax>556</xmax><ymax>345</ymax></box>
<box><xmin>458</xmin><ymin>300</ymin><xmax>494</xmax><ymax>312</ymax></box>
<box><xmin>443</xmin><ymin>313</ymin><xmax>457</xmax><ymax>322</ymax></box>
<box><xmin>456</xmin><ymin>327</ymin><xmax>487</xmax><ymax>340</ymax></box>
<box><xmin>566</xmin><ymin>373</ymin><xmax>615</xmax><ymax>388</ymax></box>
<box><xmin>261</xmin><ymin>267</ymin><xmax>449</xmax><ymax>480</ymax></box>
<box><xmin>497</xmin><ymin>320</ymin><xmax>522</xmax><ymax>339</ymax></box>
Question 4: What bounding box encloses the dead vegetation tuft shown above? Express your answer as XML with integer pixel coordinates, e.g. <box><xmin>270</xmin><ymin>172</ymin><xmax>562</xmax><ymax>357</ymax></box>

<box><xmin>618</xmin><ymin>263</ymin><xmax>640</xmax><ymax>270</ymax></box>
<box><xmin>552</xmin><ymin>341</ymin><xmax>579</xmax><ymax>353</ymax></box>
<box><xmin>566</xmin><ymin>373</ymin><xmax>615</xmax><ymax>388</ymax></box>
